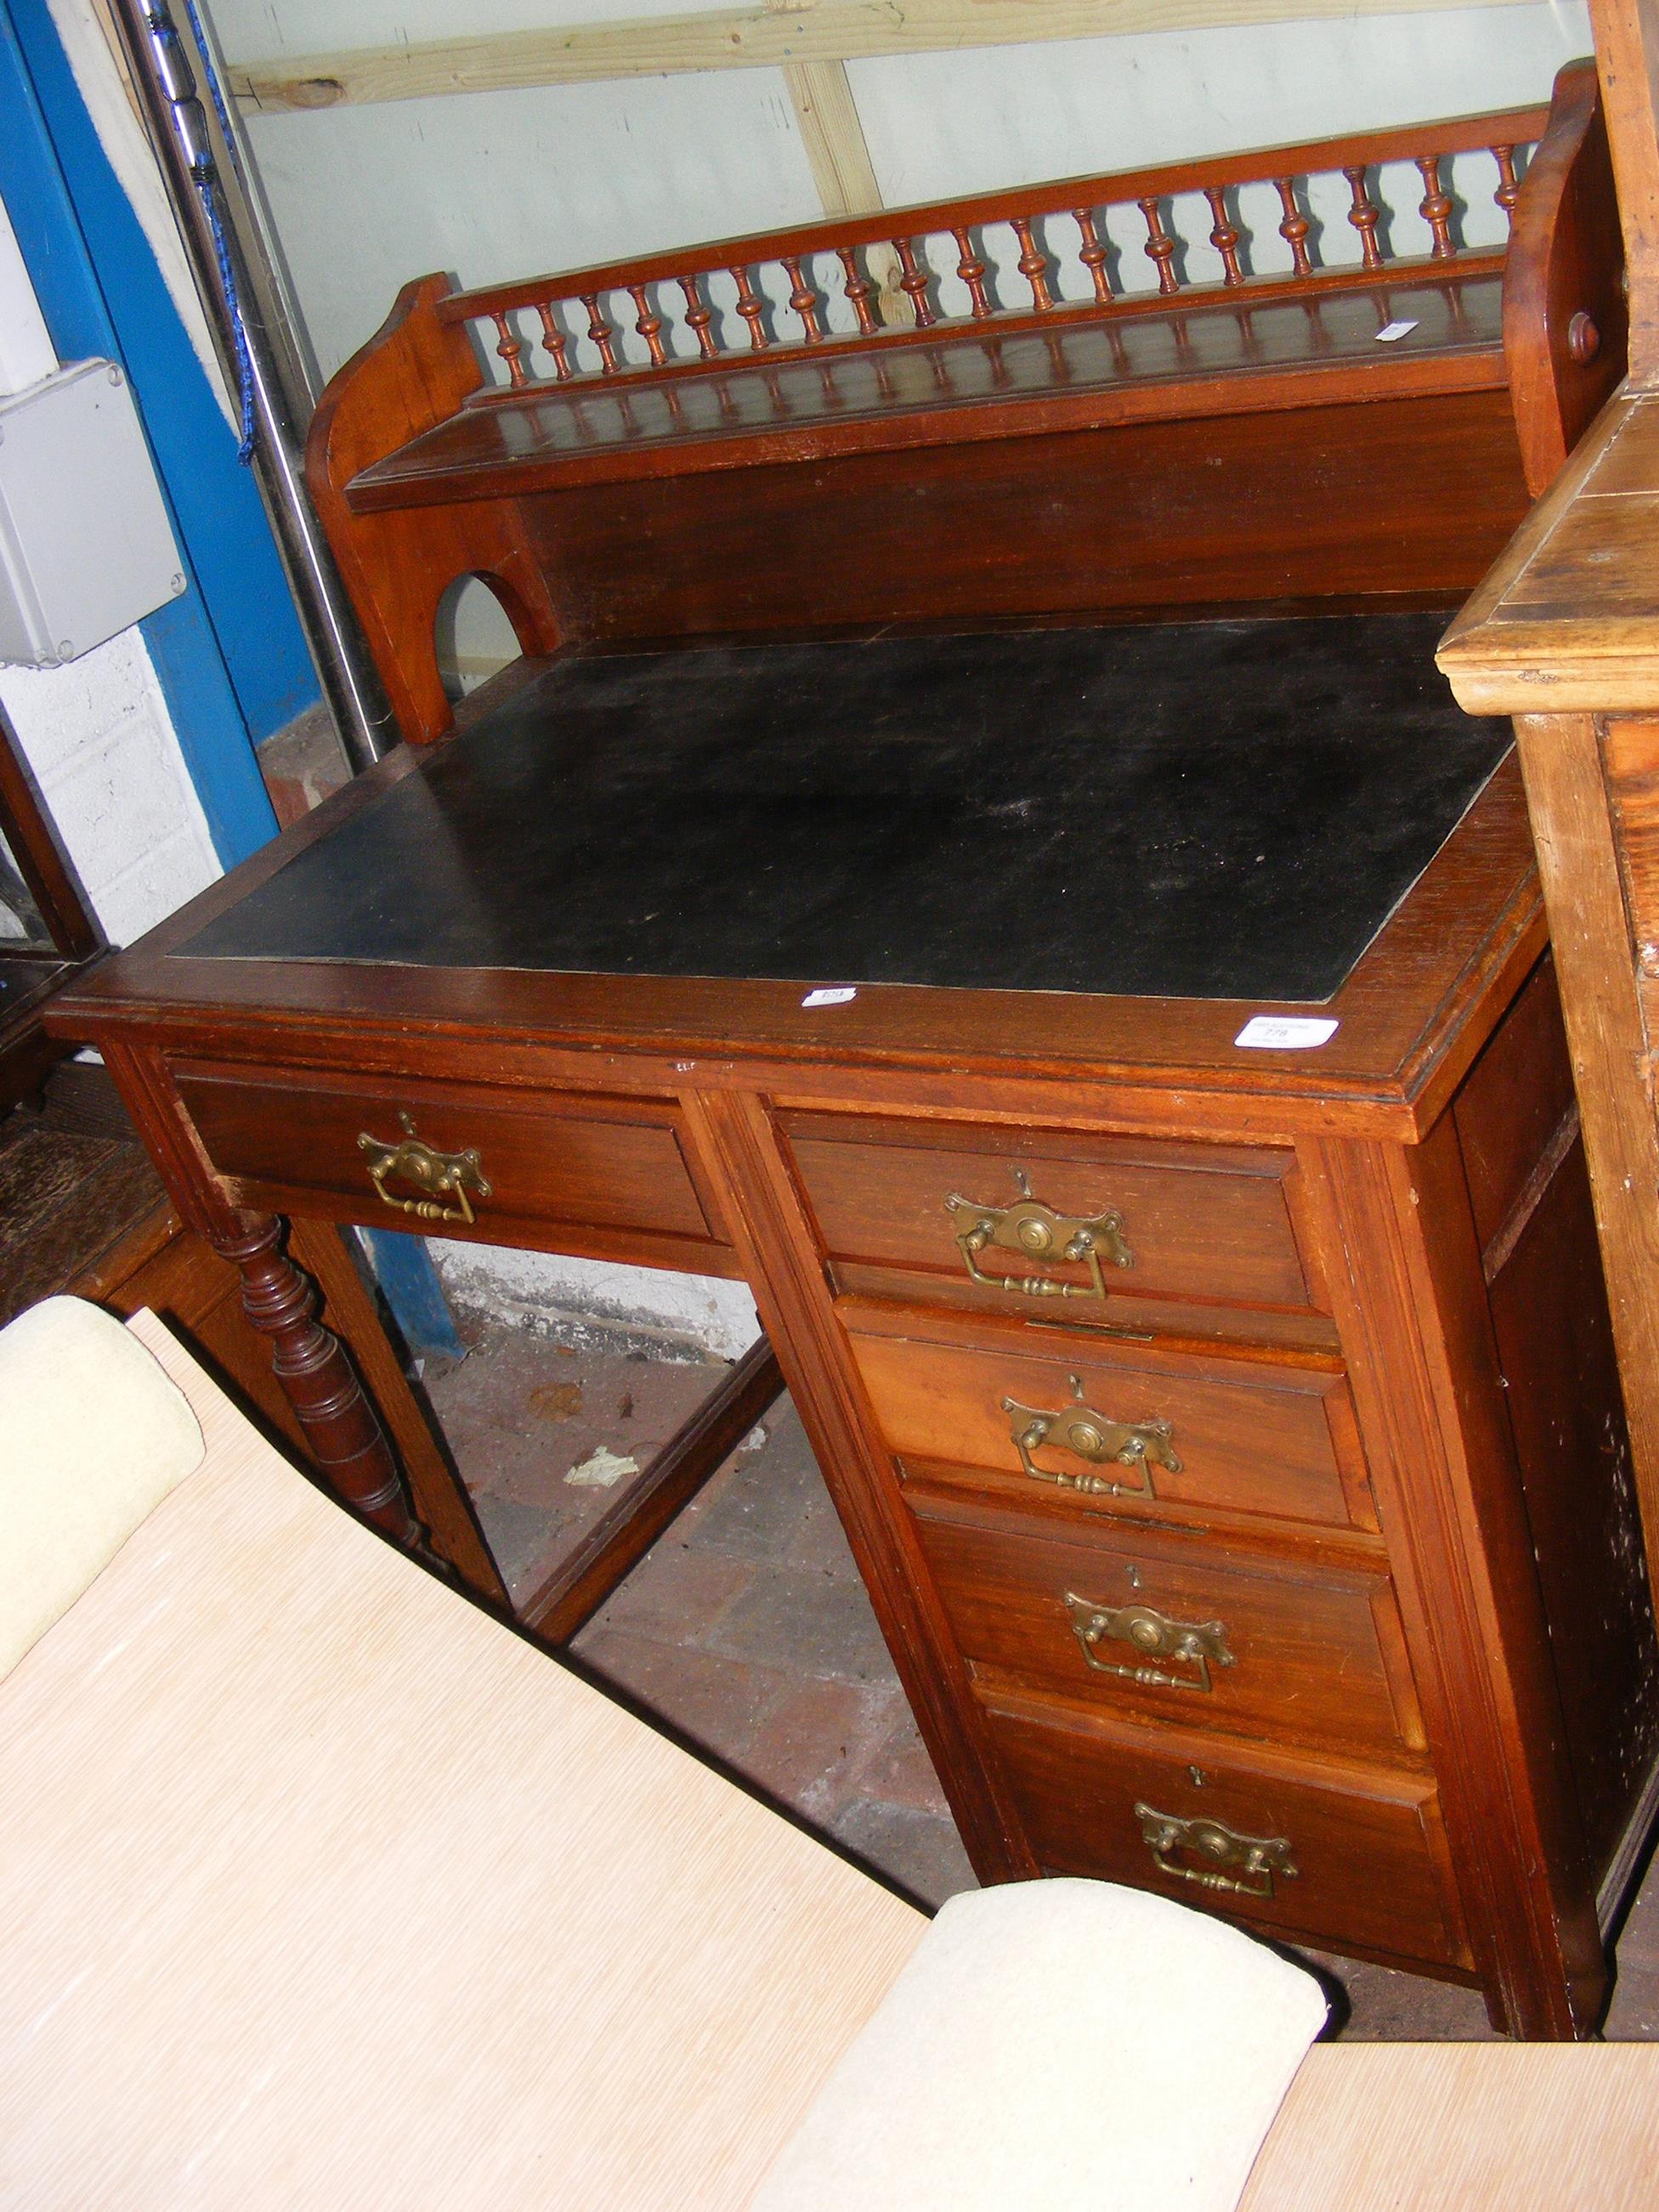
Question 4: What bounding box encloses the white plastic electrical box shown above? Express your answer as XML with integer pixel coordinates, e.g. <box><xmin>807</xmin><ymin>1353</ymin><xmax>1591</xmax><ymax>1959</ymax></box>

<box><xmin>0</xmin><ymin>358</ymin><xmax>186</xmax><ymax>670</ymax></box>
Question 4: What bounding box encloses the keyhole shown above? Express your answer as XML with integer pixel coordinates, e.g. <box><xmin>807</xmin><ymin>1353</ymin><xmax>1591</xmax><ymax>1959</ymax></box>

<box><xmin>1126</xmin><ymin>1564</ymin><xmax>1142</xmax><ymax>1590</ymax></box>
<box><xmin>1188</xmin><ymin>1765</ymin><xmax>1207</xmax><ymax>1789</ymax></box>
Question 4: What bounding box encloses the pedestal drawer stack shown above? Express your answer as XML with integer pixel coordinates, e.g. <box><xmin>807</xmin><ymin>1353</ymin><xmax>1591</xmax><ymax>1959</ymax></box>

<box><xmin>776</xmin><ymin>953</ymin><xmax>1656</xmax><ymax>2030</ymax></box>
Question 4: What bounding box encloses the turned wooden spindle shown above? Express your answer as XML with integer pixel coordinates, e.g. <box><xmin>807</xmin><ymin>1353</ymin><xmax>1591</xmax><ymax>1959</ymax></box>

<box><xmin>1415</xmin><ymin>154</ymin><xmax>1456</xmax><ymax>257</ymax></box>
<box><xmin>580</xmin><ymin>293</ymin><xmax>620</xmax><ymax>374</ymax></box>
<box><xmin>781</xmin><ymin>256</ymin><xmax>824</xmax><ymax>341</ymax></box>
<box><xmin>1073</xmin><ymin>208</ymin><xmax>1113</xmax><ymax>304</ymax></box>
<box><xmin>730</xmin><ymin>265</ymin><xmax>772</xmax><ymax>350</ymax></box>
<box><xmin>678</xmin><ymin>274</ymin><xmax>720</xmax><ymax>360</ymax></box>
<box><xmin>952</xmin><ymin>226</ymin><xmax>994</xmax><ymax>319</ymax></box>
<box><xmin>215</xmin><ymin>1213</ymin><xmax>420</xmax><ymax>1547</ymax></box>
<box><xmin>836</xmin><ymin>246</ymin><xmax>880</xmax><ymax>338</ymax></box>
<box><xmin>893</xmin><ymin>238</ymin><xmax>937</xmax><ymax>327</ymax></box>
<box><xmin>535</xmin><ymin>304</ymin><xmax>574</xmax><ymax>382</ymax></box>
<box><xmin>1343</xmin><ymin>165</ymin><xmax>1384</xmax><ymax>269</ymax></box>
<box><xmin>491</xmin><ymin>312</ymin><xmax>529</xmax><ymax>388</ymax></box>
<box><xmin>1009</xmin><ymin>216</ymin><xmax>1054</xmax><ymax>311</ymax></box>
<box><xmin>1492</xmin><ymin>143</ymin><xmax>1522</xmax><ymax>226</ymax></box>
<box><xmin>1136</xmin><ymin>196</ymin><xmax>1180</xmax><ymax>295</ymax></box>
<box><xmin>1274</xmin><ymin>178</ymin><xmax>1314</xmax><ymax>277</ymax></box>
<box><xmin>627</xmin><ymin>283</ymin><xmax>668</xmax><ymax>368</ymax></box>
<box><xmin>1202</xmin><ymin>187</ymin><xmax>1245</xmax><ymax>286</ymax></box>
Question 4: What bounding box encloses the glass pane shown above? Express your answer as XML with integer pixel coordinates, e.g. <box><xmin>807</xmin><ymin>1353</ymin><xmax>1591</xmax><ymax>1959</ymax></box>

<box><xmin>0</xmin><ymin>821</ymin><xmax>51</xmax><ymax>950</ymax></box>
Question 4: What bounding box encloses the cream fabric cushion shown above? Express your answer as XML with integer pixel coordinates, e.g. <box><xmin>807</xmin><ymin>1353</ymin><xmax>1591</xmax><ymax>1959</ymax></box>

<box><xmin>752</xmin><ymin>1877</ymin><xmax>1329</xmax><ymax>2212</ymax></box>
<box><xmin>0</xmin><ymin>1295</ymin><xmax>202</xmax><ymax>1679</ymax></box>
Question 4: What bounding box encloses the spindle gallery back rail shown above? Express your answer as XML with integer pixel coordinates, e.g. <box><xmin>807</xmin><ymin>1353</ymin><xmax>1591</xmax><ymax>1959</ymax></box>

<box><xmin>442</xmin><ymin>97</ymin><xmax>1552</xmax><ymax>393</ymax></box>
<box><xmin>304</xmin><ymin>62</ymin><xmax>1620</xmax><ymax>744</ymax></box>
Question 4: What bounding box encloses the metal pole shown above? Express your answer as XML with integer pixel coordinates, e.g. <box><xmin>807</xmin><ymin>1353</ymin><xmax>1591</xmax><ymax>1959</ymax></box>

<box><xmin>105</xmin><ymin>0</ymin><xmax>396</xmax><ymax>770</ymax></box>
<box><xmin>174</xmin><ymin>0</ymin><xmax>322</xmax><ymax>419</ymax></box>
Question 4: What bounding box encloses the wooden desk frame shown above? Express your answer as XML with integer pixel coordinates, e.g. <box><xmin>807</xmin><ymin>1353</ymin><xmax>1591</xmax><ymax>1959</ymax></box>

<box><xmin>52</xmin><ymin>62</ymin><xmax>1659</xmax><ymax>2041</ymax></box>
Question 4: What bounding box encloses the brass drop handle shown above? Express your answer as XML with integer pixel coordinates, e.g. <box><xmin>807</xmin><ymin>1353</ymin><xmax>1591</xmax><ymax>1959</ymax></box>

<box><xmin>1135</xmin><ymin>1803</ymin><xmax>1298</xmax><ymax>1900</ymax></box>
<box><xmin>1000</xmin><ymin>1372</ymin><xmax>1180</xmax><ymax>1498</ymax></box>
<box><xmin>1065</xmin><ymin>1592</ymin><xmax>1233</xmax><ymax>1692</ymax></box>
<box><xmin>358</xmin><ymin>1112</ymin><xmax>491</xmax><ymax>1225</ymax></box>
<box><xmin>945</xmin><ymin>1166</ymin><xmax>1131</xmax><ymax>1302</ymax></box>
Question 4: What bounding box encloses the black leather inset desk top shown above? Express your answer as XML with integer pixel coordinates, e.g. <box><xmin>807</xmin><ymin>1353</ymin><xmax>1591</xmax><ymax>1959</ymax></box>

<box><xmin>184</xmin><ymin>614</ymin><xmax>1508</xmax><ymax>1004</ymax></box>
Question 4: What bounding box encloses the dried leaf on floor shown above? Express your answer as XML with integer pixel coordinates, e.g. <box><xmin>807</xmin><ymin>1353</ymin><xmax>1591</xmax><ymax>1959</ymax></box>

<box><xmin>529</xmin><ymin>1381</ymin><xmax>584</xmax><ymax>1420</ymax></box>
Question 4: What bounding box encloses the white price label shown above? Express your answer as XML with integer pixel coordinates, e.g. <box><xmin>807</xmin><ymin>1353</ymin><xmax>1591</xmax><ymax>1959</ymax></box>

<box><xmin>1234</xmin><ymin>1015</ymin><xmax>1339</xmax><ymax>1050</ymax></box>
<box><xmin>801</xmin><ymin>987</ymin><xmax>858</xmax><ymax>1007</ymax></box>
<box><xmin>1374</xmin><ymin>319</ymin><xmax>1419</xmax><ymax>343</ymax></box>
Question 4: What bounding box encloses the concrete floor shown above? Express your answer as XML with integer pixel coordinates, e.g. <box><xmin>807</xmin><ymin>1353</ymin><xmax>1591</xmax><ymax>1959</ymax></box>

<box><xmin>427</xmin><ymin>1317</ymin><xmax>1659</xmax><ymax>2041</ymax></box>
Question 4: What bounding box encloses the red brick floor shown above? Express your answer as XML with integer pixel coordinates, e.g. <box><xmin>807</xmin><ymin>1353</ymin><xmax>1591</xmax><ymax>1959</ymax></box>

<box><xmin>427</xmin><ymin>1321</ymin><xmax>1659</xmax><ymax>2039</ymax></box>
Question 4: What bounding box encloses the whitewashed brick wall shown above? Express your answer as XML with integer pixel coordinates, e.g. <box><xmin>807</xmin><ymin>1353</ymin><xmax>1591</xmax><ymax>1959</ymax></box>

<box><xmin>431</xmin><ymin>1242</ymin><xmax>760</xmax><ymax>1361</ymax></box>
<box><xmin>0</xmin><ymin>632</ymin><xmax>220</xmax><ymax>948</ymax></box>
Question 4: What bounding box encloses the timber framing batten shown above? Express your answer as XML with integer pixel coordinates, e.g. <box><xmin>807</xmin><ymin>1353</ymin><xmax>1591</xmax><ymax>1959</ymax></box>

<box><xmin>229</xmin><ymin>0</ymin><xmax>1538</xmax><ymax>111</ymax></box>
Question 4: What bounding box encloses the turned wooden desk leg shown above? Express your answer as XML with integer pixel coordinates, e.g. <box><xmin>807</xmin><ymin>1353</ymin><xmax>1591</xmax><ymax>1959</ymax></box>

<box><xmin>100</xmin><ymin>1041</ymin><xmax>422</xmax><ymax>1549</ymax></box>
<box><xmin>216</xmin><ymin>1212</ymin><xmax>421</xmax><ymax>1548</ymax></box>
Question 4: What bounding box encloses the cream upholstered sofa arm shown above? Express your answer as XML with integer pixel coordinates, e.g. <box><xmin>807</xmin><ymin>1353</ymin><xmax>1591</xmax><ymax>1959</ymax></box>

<box><xmin>752</xmin><ymin>1877</ymin><xmax>1328</xmax><ymax>2212</ymax></box>
<box><xmin>0</xmin><ymin>1296</ymin><xmax>203</xmax><ymax>1681</ymax></box>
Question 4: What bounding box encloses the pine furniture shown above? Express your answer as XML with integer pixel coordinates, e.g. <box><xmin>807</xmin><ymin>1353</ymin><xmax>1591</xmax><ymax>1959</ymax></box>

<box><xmin>51</xmin><ymin>61</ymin><xmax>1659</xmax><ymax>2039</ymax></box>
<box><xmin>1439</xmin><ymin>0</ymin><xmax>1659</xmax><ymax>1673</ymax></box>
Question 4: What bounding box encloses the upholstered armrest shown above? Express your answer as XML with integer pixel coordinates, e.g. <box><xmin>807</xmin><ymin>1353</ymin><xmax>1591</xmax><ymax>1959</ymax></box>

<box><xmin>0</xmin><ymin>1296</ymin><xmax>202</xmax><ymax>1679</ymax></box>
<box><xmin>753</xmin><ymin>1878</ymin><xmax>1328</xmax><ymax>2212</ymax></box>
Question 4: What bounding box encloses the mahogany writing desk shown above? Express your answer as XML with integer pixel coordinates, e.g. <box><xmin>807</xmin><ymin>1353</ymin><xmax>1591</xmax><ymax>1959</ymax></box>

<box><xmin>54</xmin><ymin>65</ymin><xmax>1656</xmax><ymax>2037</ymax></box>
<box><xmin>54</xmin><ymin>612</ymin><xmax>1657</xmax><ymax>2041</ymax></box>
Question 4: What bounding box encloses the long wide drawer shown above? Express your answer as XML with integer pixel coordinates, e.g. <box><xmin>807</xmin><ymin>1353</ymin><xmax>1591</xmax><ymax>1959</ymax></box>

<box><xmin>172</xmin><ymin>1061</ymin><xmax>737</xmax><ymax>1271</ymax></box>
<box><xmin>847</xmin><ymin>1318</ymin><xmax>1374</xmax><ymax>1534</ymax></box>
<box><xmin>982</xmin><ymin>1688</ymin><xmax>1469</xmax><ymax>1970</ymax></box>
<box><xmin>911</xmin><ymin>1499</ymin><xmax>1422</xmax><ymax>1763</ymax></box>
<box><xmin>783</xmin><ymin>1111</ymin><xmax>1323</xmax><ymax>1332</ymax></box>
